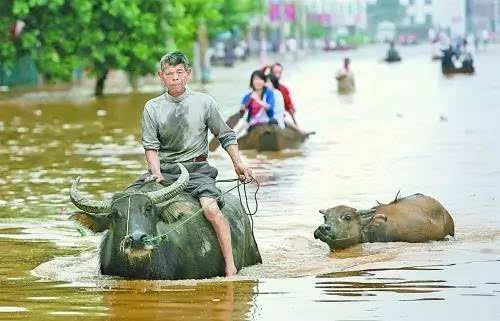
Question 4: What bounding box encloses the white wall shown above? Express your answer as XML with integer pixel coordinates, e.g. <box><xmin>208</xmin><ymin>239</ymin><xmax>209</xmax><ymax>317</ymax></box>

<box><xmin>432</xmin><ymin>0</ymin><xmax>466</xmax><ymax>37</ymax></box>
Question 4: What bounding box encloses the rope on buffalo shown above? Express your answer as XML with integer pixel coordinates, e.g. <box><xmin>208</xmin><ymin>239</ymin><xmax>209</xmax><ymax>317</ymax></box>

<box><xmin>145</xmin><ymin>176</ymin><xmax>259</xmax><ymax>244</ymax></box>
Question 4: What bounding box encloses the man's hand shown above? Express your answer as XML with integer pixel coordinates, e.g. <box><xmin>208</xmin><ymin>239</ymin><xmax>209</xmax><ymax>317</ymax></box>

<box><xmin>146</xmin><ymin>172</ymin><xmax>165</xmax><ymax>183</ymax></box>
<box><xmin>234</xmin><ymin>161</ymin><xmax>252</xmax><ymax>183</ymax></box>
<box><xmin>145</xmin><ymin>150</ymin><xmax>164</xmax><ymax>183</ymax></box>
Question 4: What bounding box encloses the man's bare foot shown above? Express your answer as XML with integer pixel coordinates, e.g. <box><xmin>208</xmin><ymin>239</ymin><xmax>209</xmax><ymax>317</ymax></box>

<box><xmin>225</xmin><ymin>265</ymin><xmax>237</xmax><ymax>277</ymax></box>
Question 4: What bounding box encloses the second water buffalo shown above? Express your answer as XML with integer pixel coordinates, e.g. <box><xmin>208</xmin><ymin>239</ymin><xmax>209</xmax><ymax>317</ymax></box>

<box><xmin>314</xmin><ymin>193</ymin><xmax>455</xmax><ymax>251</ymax></box>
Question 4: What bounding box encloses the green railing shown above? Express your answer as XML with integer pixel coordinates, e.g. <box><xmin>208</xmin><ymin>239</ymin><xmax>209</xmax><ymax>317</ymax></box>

<box><xmin>0</xmin><ymin>55</ymin><xmax>39</xmax><ymax>87</ymax></box>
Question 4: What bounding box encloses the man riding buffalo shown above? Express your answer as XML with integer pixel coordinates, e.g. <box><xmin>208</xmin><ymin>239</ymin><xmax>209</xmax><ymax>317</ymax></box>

<box><xmin>128</xmin><ymin>51</ymin><xmax>253</xmax><ymax>276</ymax></box>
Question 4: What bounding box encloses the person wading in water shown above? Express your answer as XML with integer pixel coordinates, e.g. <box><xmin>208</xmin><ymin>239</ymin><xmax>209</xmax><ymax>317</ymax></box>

<box><xmin>128</xmin><ymin>51</ymin><xmax>252</xmax><ymax>276</ymax></box>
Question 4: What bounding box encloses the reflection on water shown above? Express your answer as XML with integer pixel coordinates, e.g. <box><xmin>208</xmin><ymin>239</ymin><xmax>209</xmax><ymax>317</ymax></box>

<box><xmin>1</xmin><ymin>44</ymin><xmax>499</xmax><ymax>320</ymax></box>
<box><xmin>101</xmin><ymin>281</ymin><xmax>256</xmax><ymax>321</ymax></box>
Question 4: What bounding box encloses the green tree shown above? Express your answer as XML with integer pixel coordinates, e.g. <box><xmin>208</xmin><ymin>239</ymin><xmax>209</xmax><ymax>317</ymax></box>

<box><xmin>306</xmin><ymin>22</ymin><xmax>330</xmax><ymax>39</ymax></box>
<box><xmin>367</xmin><ymin>0</ymin><xmax>406</xmax><ymax>28</ymax></box>
<box><xmin>79</xmin><ymin>1</ymin><xmax>168</xmax><ymax>96</ymax></box>
<box><xmin>164</xmin><ymin>0</ymin><xmax>222</xmax><ymax>59</ymax></box>
<box><xmin>1</xmin><ymin>0</ymin><xmax>167</xmax><ymax>96</ymax></box>
<box><xmin>0</xmin><ymin>0</ymin><xmax>260</xmax><ymax>96</ymax></box>
<box><xmin>166</xmin><ymin>0</ymin><xmax>259</xmax><ymax>59</ymax></box>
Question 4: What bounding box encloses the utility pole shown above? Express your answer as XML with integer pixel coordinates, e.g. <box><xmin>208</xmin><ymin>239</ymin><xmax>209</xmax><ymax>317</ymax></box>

<box><xmin>494</xmin><ymin>0</ymin><xmax>500</xmax><ymax>32</ymax></box>
<box><xmin>198</xmin><ymin>20</ymin><xmax>209</xmax><ymax>84</ymax></box>
<box><xmin>259</xmin><ymin>0</ymin><xmax>268</xmax><ymax>65</ymax></box>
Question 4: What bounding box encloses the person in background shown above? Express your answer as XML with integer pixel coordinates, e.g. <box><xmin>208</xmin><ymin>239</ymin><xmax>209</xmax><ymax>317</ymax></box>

<box><xmin>335</xmin><ymin>57</ymin><xmax>355</xmax><ymax>93</ymax></box>
<box><xmin>265</xmin><ymin>74</ymin><xmax>285</xmax><ymax>129</ymax></box>
<box><xmin>481</xmin><ymin>29</ymin><xmax>489</xmax><ymax>50</ymax></box>
<box><xmin>240</xmin><ymin>70</ymin><xmax>276</xmax><ymax>132</ymax></box>
<box><xmin>460</xmin><ymin>39</ymin><xmax>474</xmax><ymax>70</ymax></box>
<box><xmin>270</xmin><ymin>63</ymin><xmax>297</xmax><ymax>124</ymax></box>
<box><xmin>385</xmin><ymin>41</ymin><xmax>401</xmax><ymax>61</ymax></box>
<box><xmin>129</xmin><ymin>51</ymin><xmax>252</xmax><ymax>276</ymax></box>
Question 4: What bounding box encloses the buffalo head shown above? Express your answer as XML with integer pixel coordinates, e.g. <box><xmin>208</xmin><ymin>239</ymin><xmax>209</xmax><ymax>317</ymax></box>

<box><xmin>69</xmin><ymin>164</ymin><xmax>189</xmax><ymax>260</ymax></box>
<box><xmin>314</xmin><ymin>205</ymin><xmax>388</xmax><ymax>251</ymax></box>
<box><xmin>314</xmin><ymin>205</ymin><xmax>387</xmax><ymax>251</ymax></box>
<box><xmin>314</xmin><ymin>206</ymin><xmax>362</xmax><ymax>250</ymax></box>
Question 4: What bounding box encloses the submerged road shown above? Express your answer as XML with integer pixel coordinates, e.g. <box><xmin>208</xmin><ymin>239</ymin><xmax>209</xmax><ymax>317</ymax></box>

<box><xmin>0</xmin><ymin>44</ymin><xmax>499</xmax><ymax>320</ymax></box>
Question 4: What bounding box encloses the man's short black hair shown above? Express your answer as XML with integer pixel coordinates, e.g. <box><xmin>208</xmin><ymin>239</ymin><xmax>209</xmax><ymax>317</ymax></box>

<box><xmin>272</xmin><ymin>62</ymin><xmax>283</xmax><ymax>69</ymax></box>
<box><xmin>160</xmin><ymin>51</ymin><xmax>190</xmax><ymax>71</ymax></box>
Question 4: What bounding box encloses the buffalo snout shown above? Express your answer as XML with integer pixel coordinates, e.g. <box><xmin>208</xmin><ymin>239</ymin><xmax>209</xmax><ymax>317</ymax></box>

<box><xmin>314</xmin><ymin>224</ymin><xmax>332</xmax><ymax>239</ymax></box>
<box><xmin>130</xmin><ymin>231</ymin><xmax>148</xmax><ymax>247</ymax></box>
<box><xmin>319</xmin><ymin>224</ymin><xmax>331</xmax><ymax>233</ymax></box>
<box><xmin>120</xmin><ymin>230</ymin><xmax>153</xmax><ymax>257</ymax></box>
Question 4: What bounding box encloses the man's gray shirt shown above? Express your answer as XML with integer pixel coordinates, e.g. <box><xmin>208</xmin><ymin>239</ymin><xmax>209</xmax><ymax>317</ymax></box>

<box><xmin>141</xmin><ymin>88</ymin><xmax>237</xmax><ymax>163</ymax></box>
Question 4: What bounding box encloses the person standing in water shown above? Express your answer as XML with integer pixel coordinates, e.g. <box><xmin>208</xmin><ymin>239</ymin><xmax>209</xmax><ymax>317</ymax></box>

<box><xmin>335</xmin><ymin>57</ymin><xmax>355</xmax><ymax>93</ymax></box>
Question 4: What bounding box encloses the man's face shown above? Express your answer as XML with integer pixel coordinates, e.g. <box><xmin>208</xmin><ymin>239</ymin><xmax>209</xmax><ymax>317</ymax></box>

<box><xmin>158</xmin><ymin>64</ymin><xmax>191</xmax><ymax>96</ymax></box>
<box><xmin>271</xmin><ymin>65</ymin><xmax>283</xmax><ymax>80</ymax></box>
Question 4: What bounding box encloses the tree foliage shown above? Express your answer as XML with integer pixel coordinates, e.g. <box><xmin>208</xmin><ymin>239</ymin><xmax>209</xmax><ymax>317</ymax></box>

<box><xmin>166</xmin><ymin>0</ymin><xmax>259</xmax><ymax>59</ymax></box>
<box><xmin>0</xmin><ymin>0</ymin><xmax>260</xmax><ymax>95</ymax></box>
<box><xmin>367</xmin><ymin>0</ymin><xmax>406</xmax><ymax>27</ymax></box>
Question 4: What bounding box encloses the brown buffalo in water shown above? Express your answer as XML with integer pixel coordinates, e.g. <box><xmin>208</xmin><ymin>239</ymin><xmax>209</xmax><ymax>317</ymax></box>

<box><xmin>314</xmin><ymin>193</ymin><xmax>455</xmax><ymax>251</ymax></box>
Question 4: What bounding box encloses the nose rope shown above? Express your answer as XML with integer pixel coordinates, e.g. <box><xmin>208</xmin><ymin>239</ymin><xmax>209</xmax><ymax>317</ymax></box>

<box><xmin>126</xmin><ymin>196</ymin><xmax>131</xmax><ymax>236</ymax></box>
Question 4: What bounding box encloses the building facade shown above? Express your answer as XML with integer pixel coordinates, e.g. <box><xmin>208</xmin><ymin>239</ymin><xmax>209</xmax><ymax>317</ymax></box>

<box><xmin>467</xmin><ymin>0</ymin><xmax>500</xmax><ymax>33</ymax></box>
<box><xmin>400</xmin><ymin>0</ymin><xmax>467</xmax><ymax>37</ymax></box>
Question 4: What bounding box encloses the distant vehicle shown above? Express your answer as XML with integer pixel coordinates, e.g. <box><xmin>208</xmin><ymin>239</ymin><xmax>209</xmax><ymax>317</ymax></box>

<box><xmin>323</xmin><ymin>39</ymin><xmax>357</xmax><ymax>51</ymax></box>
<box><xmin>397</xmin><ymin>33</ymin><xmax>419</xmax><ymax>45</ymax></box>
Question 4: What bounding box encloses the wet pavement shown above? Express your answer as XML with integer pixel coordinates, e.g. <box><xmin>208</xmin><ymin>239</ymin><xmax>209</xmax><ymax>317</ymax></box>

<box><xmin>0</xmin><ymin>44</ymin><xmax>499</xmax><ymax>320</ymax></box>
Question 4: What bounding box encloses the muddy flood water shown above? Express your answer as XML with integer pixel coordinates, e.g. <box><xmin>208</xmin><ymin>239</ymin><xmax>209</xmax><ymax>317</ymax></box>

<box><xmin>0</xmin><ymin>44</ymin><xmax>499</xmax><ymax>321</ymax></box>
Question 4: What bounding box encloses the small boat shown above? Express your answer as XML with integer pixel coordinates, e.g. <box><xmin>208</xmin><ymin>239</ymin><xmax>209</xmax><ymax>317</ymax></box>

<box><xmin>442</xmin><ymin>65</ymin><xmax>474</xmax><ymax>74</ymax></box>
<box><xmin>441</xmin><ymin>47</ymin><xmax>474</xmax><ymax>75</ymax></box>
<box><xmin>384</xmin><ymin>56</ymin><xmax>402</xmax><ymax>63</ymax></box>
<box><xmin>237</xmin><ymin>124</ymin><xmax>309</xmax><ymax>151</ymax></box>
<box><xmin>384</xmin><ymin>45</ymin><xmax>402</xmax><ymax>63</ymax></box>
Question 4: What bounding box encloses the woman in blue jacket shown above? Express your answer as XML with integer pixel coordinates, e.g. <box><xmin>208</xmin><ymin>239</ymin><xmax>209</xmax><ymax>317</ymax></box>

<box><xmin>240</xmin><ymin>70</ymin><xmax>276</xmax><ymax>131</ymax></box>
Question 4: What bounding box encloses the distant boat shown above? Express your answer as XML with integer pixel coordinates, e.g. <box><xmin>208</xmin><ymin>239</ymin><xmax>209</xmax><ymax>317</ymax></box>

<box><xmin>384</xmin><ymin>46</ymin><xmax>402</xmax><ymax>63</ymax></box>
<box><xmin>442</xmin><ymin>64</ymin><xmax>474</xmax><ymax>74</ymax></box>
<box><xmin>441</xmin><ymin>48</ymin><xmax>474</xmax><ymax>74</ymax></box>
<box><xmin>384</xmin><ymin>55</ymin><xmax>402</xmax><ymax>63</ymax></box>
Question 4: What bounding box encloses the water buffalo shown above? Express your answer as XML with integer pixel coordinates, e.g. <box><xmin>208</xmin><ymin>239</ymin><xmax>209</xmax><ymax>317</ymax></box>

<box><xmin>314</xmin><ymin>193</ymin><xmax>455</xmax><ymax>251</ymax></box>
<box><xmin>69</xmin><ymin>163</ymin><xmax>262</xmax><ymax>280</ymax></box>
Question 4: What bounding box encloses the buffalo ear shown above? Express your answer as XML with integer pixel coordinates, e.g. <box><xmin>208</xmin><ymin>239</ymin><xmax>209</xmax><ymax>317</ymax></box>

<box><xmin>70</xmin><ymin>212</ymin><xmax>111</xmax><ymax>233</ymax></box>
<box><xmin>364</xmin><ymin>213</ymin><xmax>387</xmax><ymax>232</ymax></box>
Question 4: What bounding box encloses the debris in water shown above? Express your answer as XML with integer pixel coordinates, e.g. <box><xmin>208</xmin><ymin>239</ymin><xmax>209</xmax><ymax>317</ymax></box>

<box><xmin>97</xmin><ymin>110</ymin><xmax>107</xmax><ymax>117</ymax></box>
